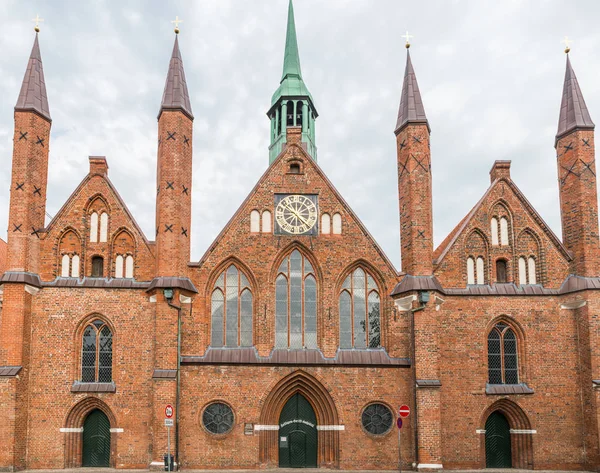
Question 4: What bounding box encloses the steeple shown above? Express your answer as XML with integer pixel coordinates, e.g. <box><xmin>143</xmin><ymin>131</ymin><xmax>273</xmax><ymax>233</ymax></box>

<box><xmin>159</xmin><ymin>36</ymin><xmax>193</xmax><ymax>120</ymax></box>
<box><xmin>15</xmin><ymin>33</ymin><xmax>51</xmax><ymax>121</ymax></box>
<box><xmin>395</xmin><ymin>50</ymin><xmax>428</xmax><ymax>135</ymax></box>
<box><xmin>555</xmin><ymin>54</ymin><xmax>594</xmax><ymax>144</ymax></box>
<box><xmin>268</xmin><ymin>0</ymin><xmax>317</xmax><ymax>164</ymax></box>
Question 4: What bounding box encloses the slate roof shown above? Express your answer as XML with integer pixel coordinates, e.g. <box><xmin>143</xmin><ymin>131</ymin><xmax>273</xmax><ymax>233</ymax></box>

<box><xmin>159</xmin><ymin>36</ymin><xmax>193</xmax><ymax>120</ymax></box>
<box><xmin>556</xmin><ymin>54</ymin><xmax>594</xmax><ymax>143</ymax></box>
<box><xmin>395</xmin><ymin>50</ymin><xmax>429</xmax><ymax>135</ymax></box>
<box><xmin>15</xmin><ymin>34</ymin><xmax>51</xmax><ymax>121</ymax></box>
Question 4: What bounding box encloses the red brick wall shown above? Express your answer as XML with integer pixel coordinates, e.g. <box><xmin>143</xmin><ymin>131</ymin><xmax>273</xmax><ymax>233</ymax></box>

<box><xmin>0</xmin><ymin>238</ymin><xmax>7</xmax><ymax>275</ymax></box>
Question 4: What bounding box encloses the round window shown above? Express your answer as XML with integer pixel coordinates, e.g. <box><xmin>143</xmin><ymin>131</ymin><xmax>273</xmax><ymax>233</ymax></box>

<box><xmin>361</xmin><ymin>403</ymin><xmax>393</xmax><ymax>436</ymax></box>
<box><xmin>202</xmin><ymin>402</ymin><xmax>234</xmax><ymax>435</ymax></box>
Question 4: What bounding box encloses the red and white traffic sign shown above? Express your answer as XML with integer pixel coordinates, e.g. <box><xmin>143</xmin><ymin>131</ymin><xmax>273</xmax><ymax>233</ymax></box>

<box><xmin>399</xmin><ymin>405</ymin><xmax>410</xmax><ymax>418</ymax></box>
<box><xmin>165</xmin><ymin>404</ymin><xmax>174</xmax><ymax>419</ymax></box>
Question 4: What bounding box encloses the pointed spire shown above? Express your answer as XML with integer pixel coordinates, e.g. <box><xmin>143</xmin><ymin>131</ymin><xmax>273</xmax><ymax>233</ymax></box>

<box><xmin>281</xmin><ymin>0</ymin><xmax>302</xmax><ymax>82</ymax></box>
<box><xmin>556</xmin><ymin>54</ymin><xmax>594</xmax><ymax>143</ymax></box>
<box><xmin>15</xmin><ymin>33</ymin><xmax>51</xmax><ymax>121</ymax></box>
<box><xmin>395</xmin><ymin>50</ymin><xmax>428</xmax><ymax>135</ymax></box>
<box><xmin>159</xmin><ymin>36</ymin><xmax>193</xmax><ymax>120</ymax></box>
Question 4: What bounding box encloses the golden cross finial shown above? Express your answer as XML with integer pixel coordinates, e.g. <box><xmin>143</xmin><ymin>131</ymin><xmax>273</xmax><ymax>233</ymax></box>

<box><xmin>171</xmin><ymin>16</ymin><xmax>183</xmax><ymax>34</ymax></box>
<box><xmin>402</xmin><ymin>31</ymin><xmax>413</xmax><ymax>49</ymax></box>
<box><xmin>32</xmin><ymin>14</ymin><xmax>44</xmax><ymax>33</ymax></box>
<box><xmin>562</xmin><ymin>36</ymin><xmax>572</xmax><ymax>54</ymax></box>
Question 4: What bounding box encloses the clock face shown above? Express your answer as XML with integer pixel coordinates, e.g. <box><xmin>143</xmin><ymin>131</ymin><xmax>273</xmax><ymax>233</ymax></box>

<box><xmin>274</xmin><ymin>194</ymin><xmax>318</xmax><ymax>235</ymax></box>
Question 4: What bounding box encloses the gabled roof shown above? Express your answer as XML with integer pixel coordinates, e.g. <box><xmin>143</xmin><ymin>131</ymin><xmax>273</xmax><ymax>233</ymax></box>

<box><xmin>195</xmin><ymin>143</ymin><xmax>399</xmax><ymax>276</ymax></box>
<box><xmin>433</xmin><ymin>178</ymin><xmax>571</xmax><ymax>267</ymax></box>
<box><xmin>44</xmin><ymin>172</ymin><xmax>154</xmax><ymax>255</ymax></box>
<box><xmin>556</xmin><ymin>54</ymin><xmax>594</xmax><ymax>144</ymax></box>
<box><xmin>395</xmin><ymin>50</ymin><xmax>428</xmax><ymax>135</ymax></box>
<box><xmin>159</xmin><ymin>36</ymin><xmax>193</xmax><ymax>120</ymax></box>
<box><xmin>15</xmin><ymin>34</ymin><xmax>51</xmax><ymax>121</ymax></box>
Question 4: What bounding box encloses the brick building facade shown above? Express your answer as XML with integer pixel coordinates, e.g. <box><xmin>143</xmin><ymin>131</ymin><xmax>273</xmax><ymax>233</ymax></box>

<box><xmin>1</xmin><ymin>2</ymin><xmax>600</xmax><ymax>470</ymax></box>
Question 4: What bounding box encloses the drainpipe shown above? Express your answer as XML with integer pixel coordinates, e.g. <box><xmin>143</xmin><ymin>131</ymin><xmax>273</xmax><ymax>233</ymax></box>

<box><xmin>168</xmin><ymin>300</ymin><xmax>182</xmax><ymax>470</ymax></box>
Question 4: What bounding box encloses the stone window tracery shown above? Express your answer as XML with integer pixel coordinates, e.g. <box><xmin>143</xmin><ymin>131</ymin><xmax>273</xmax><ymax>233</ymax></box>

<box><xmin>211</xmin><ymin>265</ymin><xmax>253</xmax><ymax>347</ymax></box>
<box><xmin>81</xmin><ymin>319</ymin><xmax>112</xmax><ymax>383</ymax></box>
<box><xmin>340</xmin><ymin>268</ymin><xmax>380</xmax><ymax>349</ymax></box>
<box><xmin>275</xmin><ymin>250</ymin><xmax>317</xmax><ymax>349</ymax></box>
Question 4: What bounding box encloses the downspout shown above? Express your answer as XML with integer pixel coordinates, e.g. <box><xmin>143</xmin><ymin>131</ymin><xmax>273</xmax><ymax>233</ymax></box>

<box><xmin>168</xmin><ymin>301</ymin><xmax>182</xmax><ymax>470</ymax></box>
<box><xmin>410</xmin><ymin>301</ymin><xmax>426</xmax><ymax>467</ymax></box>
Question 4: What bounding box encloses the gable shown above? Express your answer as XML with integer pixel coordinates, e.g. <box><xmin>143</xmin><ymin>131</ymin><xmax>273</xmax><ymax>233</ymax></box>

<box><xmin>39</xmin><ymin>169</ymin><xmax>155</xmax><ymax>281</ymax></box>
<box><xmin>433</xmin><ymin>177</ymin><xmax>571</xmax><ymax>288</ymax></box>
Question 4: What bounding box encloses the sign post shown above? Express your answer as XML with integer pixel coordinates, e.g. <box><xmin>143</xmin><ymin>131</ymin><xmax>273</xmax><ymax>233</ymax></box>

<box><xmin>165</xmin><ymin>405</ymin><xmax>174</xmax><ymax>472</ymax></box>
<box><xmin>397</xmin><ymin>405</ymin><xmax>410</xmax><ymax>473</ymax></box>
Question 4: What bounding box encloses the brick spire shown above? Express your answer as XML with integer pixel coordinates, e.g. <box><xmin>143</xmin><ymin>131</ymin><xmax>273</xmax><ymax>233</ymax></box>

<box><xmin>556</xmin><ymin>54</ymin><xmax>594</xmax><ymax>144</ymax></box>
<box><xmin>159</xmin><ymin>36</ymin><xmax>193</xmax><ymax>120</ymax></box>
<box><xmin>395</xmin><ymin>50</ymin><xmax>428</xmax><ymax>135</ymax></box>
<box><xmin>15</xmin><ymin>33</ymin><xmax>51</xmax><ymax>121</ymax></box>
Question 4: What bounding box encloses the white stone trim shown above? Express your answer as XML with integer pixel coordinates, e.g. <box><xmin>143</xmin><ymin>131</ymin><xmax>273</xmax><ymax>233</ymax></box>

<box><xmin>395</xmin><ymin>295</ymin><xmax>416</xmax><ymax>312</ymax></box>
<box><xmin>510</xmin><ymin>429</ymin><xmax>537</xmax><ymax>434</ymax></box>
<box><xmin>110</xmin><ymin>428</ymin><xmax>124</xmax><ymax>433</ymax></box>
<box><xmin>476</xmin><ymin>429</ymin><xmax>486</xmax><ymax>434</ymax></box>
<box><xmin>60</xmin><ymin>427</ymin><xmax>83</xmax><ymax>433</ymax></box>
<box><xmin>180</xmin><ymin>295</ymin><xmax>192</xmax><ymax>304</ymax></box>
<box><xmin>149</xmin><ymin>294</ymin><xmax>157</xmax><ymax>303</ymax></box>
<box><xmin>418</xmin><ymin>463</ymin><xmax>443</xmax><ymax>469</ymax></box>
<box><xmin>254</xmin><ymin>424</ymin><xmax>279</xmax><ymax>431</ymax></box>
<box><xmin>317</xmin><ymin>425</ymin><xmax>345</xmax><ymax>431</ymax></box>
<box><xmin>25</xmin><ymin>285</ymin><xmax>40</xmax><ymax>296</ymax></box>
<box><xmin>560</xmin><ymin>300</ymin><xmax>587</xmax><ymax>310</ymax></box>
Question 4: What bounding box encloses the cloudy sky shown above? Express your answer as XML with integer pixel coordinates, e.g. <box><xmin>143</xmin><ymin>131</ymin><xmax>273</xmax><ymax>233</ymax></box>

<box><xmin>1</xmin><ymin>0</ymin><xmax>599</xmax><ymax>270</ymax></box>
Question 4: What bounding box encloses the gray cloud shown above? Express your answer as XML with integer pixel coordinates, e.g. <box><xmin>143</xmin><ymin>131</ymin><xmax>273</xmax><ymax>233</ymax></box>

<box><xmin>1</xmin><ymin>0</ymin><xmax>599</xmax><ymax>270</ymax></box>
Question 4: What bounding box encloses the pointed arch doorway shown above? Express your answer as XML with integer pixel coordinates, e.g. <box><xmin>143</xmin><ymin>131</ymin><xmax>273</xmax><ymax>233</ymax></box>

<box><xmin>485</xmin><ymin>411</ymin><xmax>511</xmax><ymax>467</ymax></box>
<box><xmin>82</xmin><ymin>409</ymin><xmax>111</xmax><ymax>467</ymax></box>
<box><xmin>279</xmin><ymin>393</ymin><xmax>318</xmax><ymax>468</ymax></box>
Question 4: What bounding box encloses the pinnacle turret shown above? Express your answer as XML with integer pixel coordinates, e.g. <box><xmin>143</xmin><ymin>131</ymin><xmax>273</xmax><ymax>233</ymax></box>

<box><xmin>15</xmin><ymin>33</ymin><xmax>51</xmax><ymax>121</ymax></box>
<box><xmin>395</xmin><ymin>50</ymin><xmax>428</xmax><ymax>135</ymax></box>
<box><xmin>555</xmin><ymin>54</ymin><xmax>594</xmax><ymax>145</ymax></box>
<box><xmin>159</xmin><ymin>36</ymin><xmax>193</xmax><ymax>120</ymax></box>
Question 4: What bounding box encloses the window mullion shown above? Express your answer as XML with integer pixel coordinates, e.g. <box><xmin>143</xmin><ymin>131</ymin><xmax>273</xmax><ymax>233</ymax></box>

<box><xmin>500</xmin><ymin>332</ymin><xmax>505</xmax><ymax>384</ymax></box>
<box><xmin>95</xmin><ymin>328</ymin><xmax>100</xmax><ymax>382</ymax></box>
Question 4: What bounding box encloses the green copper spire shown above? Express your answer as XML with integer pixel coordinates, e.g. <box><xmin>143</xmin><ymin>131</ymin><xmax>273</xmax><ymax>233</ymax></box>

<box><xmin>268</xmin><ymin>0</ymin><xmax>318</xmax><ymax>164</ymax></box>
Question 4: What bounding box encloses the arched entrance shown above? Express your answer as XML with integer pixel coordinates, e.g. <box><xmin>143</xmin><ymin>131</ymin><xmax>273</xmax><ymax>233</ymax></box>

<box><xmin>83</xmin><ymin>409</ymin><xmax>111</xmax><ymax>467</ymax></box>
<box><xmin>485</xmin><ymin>411</ymin><xmax>511</xmax><ymax>467</ymax></box>
<box><xmin>279</xmin><ymin>393</ymin><xmax>318</xmax><ymax>468</ymax></box>
<box><xmin>259</xmin><ymin>370</ymin><xmax>340</xmax><ymax>468</ymax></box>
<box><xmin>480</xmin><ymin>399</ymin><xmax>533</xmax><ymax>469</ymax></box>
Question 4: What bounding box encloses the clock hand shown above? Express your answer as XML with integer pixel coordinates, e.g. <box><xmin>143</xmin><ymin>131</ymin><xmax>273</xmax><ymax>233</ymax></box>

<box><xmin>285</xmin><ymin>204</ymin><xmax>311</xmax><ymax>226</ymax></box>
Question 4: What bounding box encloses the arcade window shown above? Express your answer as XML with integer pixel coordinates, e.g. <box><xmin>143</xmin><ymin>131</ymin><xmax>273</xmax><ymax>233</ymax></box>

<box><xmin>275</xmin><ymin>250</ymin><xmax>317</xmax><ymax>349</ymax></box>
<box><xmin>202</xmin><ymin>402</ymin><xmax>234</xmax><ymax>435</ymax></box>
<box><xmin>339</xmin><ymin>268</ymin><xmax>380</xmax><ymax>349</ymax></box>
<box><xmin>81</xmin><ymin>319</ymin><xmax>112</xmax><ymax>383</ymax></box>
<box><xmin>211</xmin><ymin>265</ymin><xmax>253</xmax><ymax>347</ymax></box>
<box><xmin>361</xmin><ymin>403</ymin><xmax>393</xmax><ymax>436</ymax></box>
<box><xmin>488</xmin><ymin>322</ymin><xmax>519</xmax><ymax>384</ymax></box>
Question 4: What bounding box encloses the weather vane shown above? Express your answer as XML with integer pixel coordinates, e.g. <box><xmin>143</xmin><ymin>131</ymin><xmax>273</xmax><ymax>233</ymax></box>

<box><xmin>562</xmin><ymin>36</ymin><xmax>572</xmax><ymax>54</ymax></box>
<box><xmin>32</xmin><ymin>14</ymin><xmax>44</xmax><ymax>33</ymax></box>
<box><xmin>402</xmin><ymin>31</ymin><xmax>413</xmax><ymax>49</ymax></box>
<box><xmin>172</xmin><ymin>16</ymin><xmax>183</xmax><ymax>35</ymax></box>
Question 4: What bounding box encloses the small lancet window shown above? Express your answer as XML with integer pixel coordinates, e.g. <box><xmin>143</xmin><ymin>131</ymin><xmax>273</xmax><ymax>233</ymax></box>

<box><xmin>90</xmin><ymin>213</ymin><xmax>99</xmax><ymax>243</ymax></box>
<box><xmin>321</xmin><ymin>213</ymin><xmax>331</xmax><ymax>235</ymax></box>
<box><xmin>488</xmin><ymin>322</ymin><xmax>519</xmax><ymax>385</ymax></box>
<box><xmin>115</xmin><ymin>255</ymin><xmax>124</xmax><ymax>278</ymax></box>
<box><xmin>500</xmin><ymin>217</ymin><xmax>509</xmax><ymax>246</ymax></box>
<box><xmin>250</xmin><ymin>210</ymin><xmax>260</xmax><ymax>233</ymax></box>
<box><xmin>71</xmin><ymin>255</ymin><xmax>80</xmax><ymax>278</ymax></box>
<box><xmin>125</xmin><ymin>255</ymin><xmax>134</xmax><ymax>278</ymax></box>
<box><xmin>296</xmin><ymin>100</ymin><xmax>304</xmax><ymax>129</ymax></box>
<box><xmin>476</xmin><ymin>257</ymin><xmax>485</xmax><ymax>285</ymax></box>
<box><xmin>91</xmin><ymin>256</ymin><xmax>104</xmax><ymax>278</ymax></box>
<box><xmin>99</xmin><ymin>213</ymin><xmax>109</xmax><ymax>243</ymax></box>
<box><xmin>527</xmin><ymin>257</ymin><xmax>536</xmax><ymax>284</ymax></box>
<box><xmin>491</xmin><ymin>218</ymin><xmax>499</xmax><ymax>246</ymax></box>
<box><xmin>290</xmin><ymin>163</ymin><xmax>301</xmax><ymax>174</ymax></box>
<box><xmin>467</xmin><ymin>257</ymin><xmax>475</xmax><ymax>285</ymax></box>
<box><xmin>496</xmin><ymin>259</ymin><xmax>507</xmax><ymax>283</ymax></box>
<box><xmin>287</xmin><ymin>100</ymin><xmax>295</xmax><ymax>126</ymax></box>
<box><xmin>61</xmin><ymin>254</ymin><xmax>71</xmax><ymax>278</ymax></box>
<box><xmin>262</xmin><ymin>211</ymin><xmax>272</xmax><ymax>233</ymax></box>
<box><xmin>518</xmin><ymin>257</ymin><xmax>527</xmax><ymax>285</ymax></box>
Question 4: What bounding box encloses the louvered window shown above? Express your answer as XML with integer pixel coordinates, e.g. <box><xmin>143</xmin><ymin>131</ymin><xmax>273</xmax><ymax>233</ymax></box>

<box><xmin>211</xmin><ymin>265</ymin><xmax>253</xmax><ymax>347</ymax></box>
<box><xmin>340</xmin><ymin>268</ymin><xmax>380</xmax><ymax>349</ymax></box>
<box><xmin>488</xmin><ymin>322</ymin><xmax>519</xmax><ymax>384</ymax></box>
<box><xmin>81</xmin><ymin>319</ymin><xmax>112</xmax><ymax>383</ymax></box>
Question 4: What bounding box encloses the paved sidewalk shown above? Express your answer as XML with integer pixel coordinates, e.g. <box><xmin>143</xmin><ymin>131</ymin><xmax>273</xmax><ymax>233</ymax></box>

<box><xmin>15</xmin><ymin>469</ymin><xmax>596</xmax><ymax>473</ymax></box>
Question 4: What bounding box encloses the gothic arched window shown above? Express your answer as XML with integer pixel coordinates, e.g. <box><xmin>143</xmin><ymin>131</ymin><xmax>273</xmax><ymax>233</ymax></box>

<box><xmin>211</xmin><ymin>265</ymin><xmax>253</xmax><ymax>347</ymax></box>
<box><xmin>275</xmin><ymin>250</ymin><xmax>317</xmax><ymax>349</ymax></box>
<box><xmin>340</xmin><ymin>268</ymin><xmax>381</xmax><ymax>349</ymax></box>
<box><xmin>81</xmin><ymin>319</ymin><xmax>113</xmax><ymax>383</ymax></box>
<box><xmin>488</xmin><ymin>322</ymin><xmax>519</xmax><ymax>385</ymax></box>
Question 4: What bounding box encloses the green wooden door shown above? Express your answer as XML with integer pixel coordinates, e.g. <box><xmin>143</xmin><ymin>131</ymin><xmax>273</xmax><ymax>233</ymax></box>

<box><xmin>485</xmin><ymin>411</ymin><xmax>512</xmax><ymax>468</ymax></box>
<box><xmin>279</xmin><ymin>393</ymin><xmax>317</xmax><ymax>468</ymax></box>
<box><xmin>82</xmin><ymin>409</ymin><xmax>111</xmax><ymax>467</ymax></box>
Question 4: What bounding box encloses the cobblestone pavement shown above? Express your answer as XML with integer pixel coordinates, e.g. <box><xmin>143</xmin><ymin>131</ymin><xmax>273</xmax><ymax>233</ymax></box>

<box><xmin>16</xmin><ymin>469</ymin><xmax>595</xmax><ymax>473</ymax></box>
